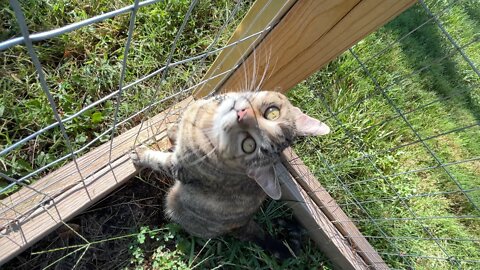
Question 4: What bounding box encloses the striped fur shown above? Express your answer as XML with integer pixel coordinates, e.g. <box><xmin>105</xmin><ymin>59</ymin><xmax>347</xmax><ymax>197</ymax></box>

<box><xmin>130</xmin><ymin>91</ymin><xmax>329</xmax><ymax>257</ymax></box>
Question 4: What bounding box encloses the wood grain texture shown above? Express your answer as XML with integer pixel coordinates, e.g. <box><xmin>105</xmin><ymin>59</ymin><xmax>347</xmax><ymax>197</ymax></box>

<box><xmin>276</xmin><ymin>163</ymin><xmax>368</xmax><ymax>270</ymax></box>
<box><xmin>0</xmin><ymin>97</ymin><xmax>193</xmax><ymax>264</ymax></box>
<box><xmin>281</xmin><ymin>148</ymin><xmax>389</xmax><ymax>269</ymax></box>
<box><xmin>193</xmin><ymin>0</ymin><xmax>297</xmax><ymax>98</ymax></box>
<box><xmin>0</xmin><ymin>154</ymin><xmax>134</xmax><ymax>264</ymax></box>
<box><xmin>216</xmin><ymin>0</ymin><xmax>416</xmax><ymax>94</ymax></box>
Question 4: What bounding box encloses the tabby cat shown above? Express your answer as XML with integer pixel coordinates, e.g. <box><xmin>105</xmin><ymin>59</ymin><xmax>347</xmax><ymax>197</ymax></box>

<box><xmin>130</xmin><ymin>91</ymin><xmax>330</xmax><ymax>258</ymax></box>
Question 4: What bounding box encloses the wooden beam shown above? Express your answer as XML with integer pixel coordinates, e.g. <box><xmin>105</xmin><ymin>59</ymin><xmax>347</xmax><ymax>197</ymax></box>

<box><xmin>0</xmin><ymin>97</ymin><xmax>193</xmax><ymax>264</ymax></box>
<box><xmin>277</xmin><ymin>163</ymin><xmax>368</xmax><ymax>270</ymax></box>
<box><xmin>198</xmin><ymin>0</ymin><xmax>415</xmax><ymax>95</ymax></box>
<box><xmin>0</xmin><ymin>155</ymin><xmax>134</xmax><ymax>264</ymax></box>
<box><xmin>193</xmin><ymin>0</ymin><xmax>297</xmax><ymax>98</ymax></box>
<box><xmin>281</xmin><ymin>148</ymin><xmax>389</xmax><ymax>269</ymax></box>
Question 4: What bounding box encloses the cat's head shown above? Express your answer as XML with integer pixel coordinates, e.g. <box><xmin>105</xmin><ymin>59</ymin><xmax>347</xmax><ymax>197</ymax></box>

<box><xmin>212</xmin><ymin>91</ymin><xmax>330</xmax><ymax>200</ymax></box>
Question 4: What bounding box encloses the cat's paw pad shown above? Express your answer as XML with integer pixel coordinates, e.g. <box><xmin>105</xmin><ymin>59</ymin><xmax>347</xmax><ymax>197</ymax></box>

<box><xmin>130</xmin><ymin>145</ymin><xmax>149</xmax><ymax>166</ymax></box>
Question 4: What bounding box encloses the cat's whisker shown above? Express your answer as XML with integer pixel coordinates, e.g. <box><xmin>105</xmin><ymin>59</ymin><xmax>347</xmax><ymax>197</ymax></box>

<box><xmin>251</xmin><ymin>49</ymin><xmax>258</xmax><ymax>92</ymax></box>
<box><xmin>255</xmin><ymin>53</ymin><xmax>270</xmax><ymax>92</ymax></box>
<box><xmin>260</xmin><ymin>46</ymin><xmax>276</xmax><ymax>92</ymax></box>
<box><xmin>264</xmin><ymin>47</ymin><xmax>274</xmax><ymax>81</ymax></box>
<box><xmin>234</xmin><ymin>45</ymin><xmax>276</xmax><ymax>94</ymax></box>
<box><xmin>235</xmin><ymin>44</ymin><xmax>251</xmax><ymax>94</ymax></box>
<box><xmin>241</xmin><ymin>55</ymin><xmax>250</xmax><ymax>93</ymax></box>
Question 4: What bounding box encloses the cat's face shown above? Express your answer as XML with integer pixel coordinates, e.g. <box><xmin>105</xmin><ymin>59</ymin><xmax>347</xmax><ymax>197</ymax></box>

<box><xmin>213</xmin><ymin>91</ymin><xmax>329</xmax><ymax>161</ymax></box>
<box><xmin>214</xmin><ymin>91</ymin><xmax>295</xmax><ymax>161</ymax></box>
<box><xmin>208</xmin><ymin>91</ymin><xmax>329</xmax><ymax>199</ymax></box>
<box><xmin>177</xmin><ymin>91</ymin><xmax>329</xmax><ymax>199</ymax></box>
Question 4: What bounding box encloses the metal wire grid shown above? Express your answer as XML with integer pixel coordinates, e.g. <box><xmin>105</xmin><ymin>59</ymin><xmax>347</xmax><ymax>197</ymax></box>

<box><xmin>0</xmin><ymin>0</ymin><xmax>285</xmax><ymax>237</ymax></box>
<box><xmin>0</xmin><ymin>0</ymin><xmax>478</xmax><ymax>268</ymax></box>
<box><xmin>289</xmin><ymin>0</ymin><xmax>479</xmax><ymax>268</ymax></box>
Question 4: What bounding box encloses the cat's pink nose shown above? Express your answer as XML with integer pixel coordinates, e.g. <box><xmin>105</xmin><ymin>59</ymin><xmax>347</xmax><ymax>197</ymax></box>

<box><xmin>237</xmin><ymin>109</ymin><xmax>248</xmax><ymax>122</ymax></box>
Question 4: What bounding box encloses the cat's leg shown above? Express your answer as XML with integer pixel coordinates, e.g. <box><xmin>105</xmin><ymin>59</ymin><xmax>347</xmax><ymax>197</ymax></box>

<box><xmin>231</xmin><ymin>219</ymin><xmax>292</xmax><ymax>260</ymax></box>
<box><xmin>130</xmin><ymin>146</ymin><xmax>176</xmax><ymax>173</ymax></box>
<box><xmin>166</xmin><ymin>123</ymin><xmax>179</xmax><ymax>145</ymax></box>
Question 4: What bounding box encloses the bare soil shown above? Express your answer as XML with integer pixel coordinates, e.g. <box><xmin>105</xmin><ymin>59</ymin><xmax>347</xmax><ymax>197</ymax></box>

<box><xmin>3</xmin><ymin>170</ymin><xmax>172</xmax><ymax>270</ymax></box>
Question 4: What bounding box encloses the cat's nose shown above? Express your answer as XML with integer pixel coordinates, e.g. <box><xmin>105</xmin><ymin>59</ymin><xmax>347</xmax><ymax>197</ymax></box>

<box><xmin>237</xmin><ymin>108</ymin><xmax>248</xmax><ymax>122</ymax></box>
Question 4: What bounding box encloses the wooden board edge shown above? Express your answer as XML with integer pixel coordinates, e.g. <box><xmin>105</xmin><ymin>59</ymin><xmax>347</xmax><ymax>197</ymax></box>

<box><xmin>281</xmin><ymin>148</ymin><xmax>389</xmax><ymax>269</ymax></box>
<box><xmin>0</xmin><ymin>154</ymin><xmax>135</xmax><ymax>265</ymax></box>
<box><xmin>192</xmin><ymin>0</ymin><xmax>297</xmax><ymax>99</ymax></box>
<box><xmin>276</xmin><ymin>163</ymin><xmax>367</xmax><ymax>270</ymax></box>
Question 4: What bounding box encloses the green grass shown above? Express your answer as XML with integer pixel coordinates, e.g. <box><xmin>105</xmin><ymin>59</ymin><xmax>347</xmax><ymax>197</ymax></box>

<box><xmin>0</xmin><ymin>0</ymin><xmax>250</xmax><ymax>194</ymax></box>
<box><xmin>1</xmin><ymin>0</ymin><xmax>480</xmax><ymax>269</ymax></box>
<box><xmin>125</xmin><ymin>199</ymin><xmax>331</xmax><ymax>270</ymax></box>
<box><xmin>289</xmin><ymin>0</ymin><xmax>480</xmax><ymax>269</ymax></box>
<box><xmin>2</xmin><ymin>0</ymin><xmax>331</xmax><ymax>269</ymax></box>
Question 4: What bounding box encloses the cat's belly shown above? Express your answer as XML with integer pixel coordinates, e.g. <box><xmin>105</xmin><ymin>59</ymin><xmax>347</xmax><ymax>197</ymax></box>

<box><xmin>165</xmin><ymin>181</ymin><xmax>266</xmax><ymax>239</ymax></box>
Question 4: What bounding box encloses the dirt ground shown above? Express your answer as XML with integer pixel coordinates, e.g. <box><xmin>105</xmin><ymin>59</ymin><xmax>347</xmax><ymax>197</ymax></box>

<box><xmin>3</xmin><ymin>165</ymin><xmax>320</xmax><ymax>269</ymax></box>
<box><xmin>4</xmin><ymin>169</ymin><xmax>172</xmax><ymax>270</ymax></box>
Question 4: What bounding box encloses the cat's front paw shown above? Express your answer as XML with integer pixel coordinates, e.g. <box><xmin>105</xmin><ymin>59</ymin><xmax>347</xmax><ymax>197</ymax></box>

<box><xmin>130</xmin><ymin>145</ymin><xmax>149</xmax><ymax>167</ymax></box>
<box><xmin>166</xmin><ymin>123</ymin><xmax>179</xmax><ymax>144</ymax></box>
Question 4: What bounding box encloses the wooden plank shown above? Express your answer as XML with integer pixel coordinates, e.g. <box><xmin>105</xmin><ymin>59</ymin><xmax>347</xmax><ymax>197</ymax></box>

<box><xmin>213</xmin><ymin>0</ymin><xmax>416</xmax><ymax>94</ymax></box>
<box><xmin>0</xmin><ymin>97</ymin><xmax>193</xmax><ymax>264</ymax></box>
<box><xmin>276</xmin><ymin>163</ymin><xmax>367</xmax><ymax>270</ymax></box>
<box><xmin>281</xmin><ymin>148</ymin><xmax>389</xmax><ymax>269</ymax></box>
<box><xmin>193</xmin><ymin>0</ymin><xmax>297</xmax><ymax>98</ymax></box>
<box><xmin>0</xmin><ymin>153</ymin><xmax>133</xmax><ymax>263</ymax></box>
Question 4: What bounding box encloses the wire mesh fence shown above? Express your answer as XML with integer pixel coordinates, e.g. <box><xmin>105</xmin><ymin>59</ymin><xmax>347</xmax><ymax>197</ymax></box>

<box><xmin>1</xmin><ymin>0</ymin><xmax>479</xmax><ymax>269</ymax></box>
<box><xmin>0</xmin><ymin>0</ymin><xmax>258</xmax><ymax>220</ymax></box>
<box><xmin>289</xmin><ymin>0</ymin><xmax>479</xmax><ymax>268</ymax></box>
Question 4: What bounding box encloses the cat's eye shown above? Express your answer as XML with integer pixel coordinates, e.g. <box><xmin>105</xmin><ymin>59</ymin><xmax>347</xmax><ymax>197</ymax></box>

<box><xmin>264</xmin><ymin>106</ymin><xmax>280</xmax><ymax>120</ymax></box>
<box><xmin>241</xmin><ymin>137</ymin><xmax>256</xmax><ymax>154</ymax></box>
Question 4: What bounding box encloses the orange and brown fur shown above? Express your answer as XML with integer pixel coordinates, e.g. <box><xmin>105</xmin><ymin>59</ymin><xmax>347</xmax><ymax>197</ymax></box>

<box><xmin>130</xmin><ymin>91</ymin><xmax>330</xmax><ymax>258</ymax></box>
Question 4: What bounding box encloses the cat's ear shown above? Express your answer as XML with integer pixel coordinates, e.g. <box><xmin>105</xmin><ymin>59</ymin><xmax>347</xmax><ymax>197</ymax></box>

<box><xmin>292</xmin><ymin>107</ymin><xmax>330</xmax><ymax>136</ymax></box>
<box><xmin>247</xmin><ymin>166</ymin><xmax>281</xmax><ymax>200</ymax></box>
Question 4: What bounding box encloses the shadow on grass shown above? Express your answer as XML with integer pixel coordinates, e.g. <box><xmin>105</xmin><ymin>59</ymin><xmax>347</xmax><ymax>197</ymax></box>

<box><xmin>385</xmin><ymin>5</ymin><xmax>480</xmax><ymax>121</ymax></box>
<box><xmin>464</xmin><ymin>1</ymin><xmax>480</xmax><ymax>27</ymax></box>
<box><xmin>384</xmin><ymin>4</ymin><xmax>480</xmax><ymax>216</ymax></box>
